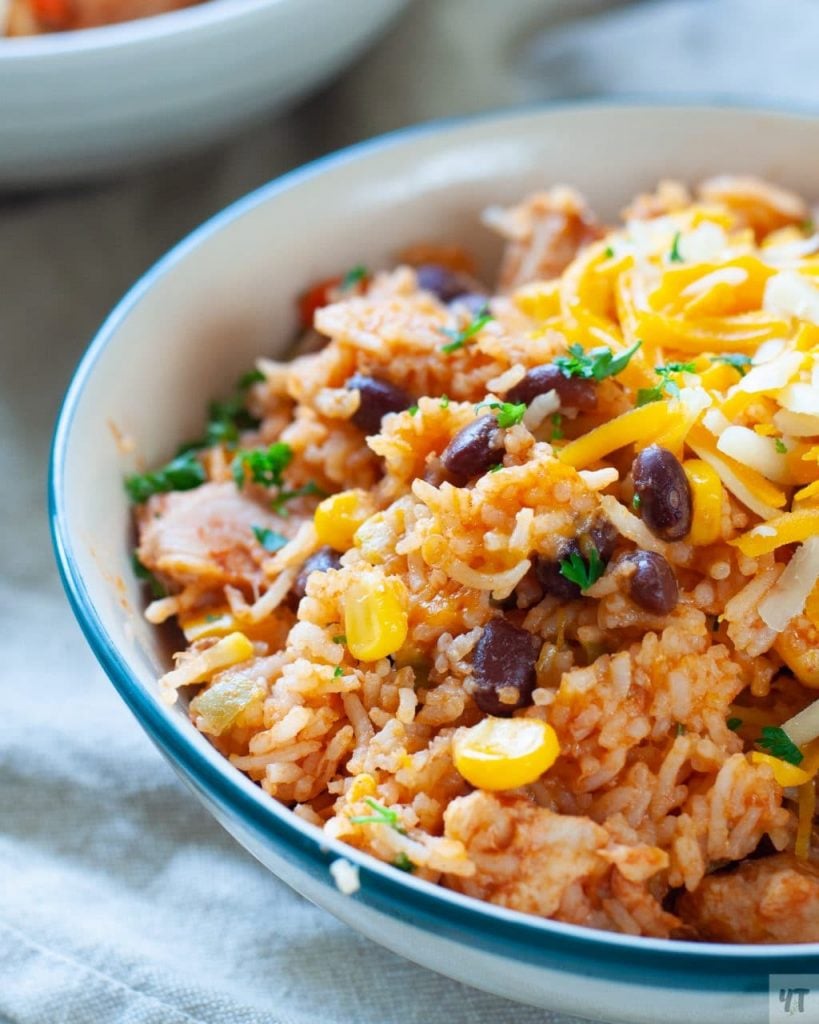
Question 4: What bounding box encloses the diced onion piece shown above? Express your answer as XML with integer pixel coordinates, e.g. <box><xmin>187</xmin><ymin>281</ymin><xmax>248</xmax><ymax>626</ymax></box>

<box><xmin>774</xmin><ymin>408</ymin><xmax>819</xmax><ymax>438</ymax></box>
<box><xmin>678</xmin><ymin>222</ymin><xmax>728</xmax><ymax>263</ymax></box>
<box><xmin>796</xmin><ymin>780</ymin><xmax>816</xmax><ymax>860</ymax></box>
<box><xmin>739</xmin><ymin>350</ymin><xmax>804</xmax><ymax>393</ymax></box>
<box><xmin>732</xmin><ymin>508</ymin><xmax>819</xmax><ymax>556</ymax></box>
<box><xmin>190</xmin><ymin>675</ymin><xmax>265</xmax><ymax>736</ymax></box>
<box><xmin>764</xmin><ymin>269</ymin><xmax>819</xmax><ymax>324</ymax></box>
<box><xmin>780</xmin><ymin>382</ymin><xmax>819</xmax><ymax>415</ymax></box>
<box><xmin>702</xmin><ymin>407</ymin><xmax>731</xmax><ymax>437</ymax></box>
<box><xmin>759</xmin><ymin>537</ymin><xmax>819</xmax><ymax>631</ymax></box>
<box><xmin>159</xmin><ymin>632</ymin><xmax>255</xmax><ymax>701</ymax></box>
<box><xmin>717</xmin><ymin>426</ymin><xmax>793</xmax><ymax>484</ymax></box>
<box><xmin>578</xmin><ymin>467</ymin><xmax>619</xmax><ymax>491</ymax></box>
<box><xmin>522</xmin><ymin>390</ymin><xmax>560</xmax><ymax>431</ymax></box>
<box><xmin>598</xmin><ymin>494</ymin><xmax>668</xmax><ymax>556</ymax></box>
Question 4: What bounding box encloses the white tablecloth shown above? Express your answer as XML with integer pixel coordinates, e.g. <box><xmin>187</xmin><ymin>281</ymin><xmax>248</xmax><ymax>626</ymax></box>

<box><xmin>3</xmin><ymin>1</ymin><xmax>818</xmax><ymax>1021</ymax></box>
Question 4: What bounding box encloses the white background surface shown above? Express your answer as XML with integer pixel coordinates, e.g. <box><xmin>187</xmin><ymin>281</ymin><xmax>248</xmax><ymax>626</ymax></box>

<box><xmin>3</xmin><ymin>1</ymin><xmax>818</xmax><ymax>1021</ymax></box>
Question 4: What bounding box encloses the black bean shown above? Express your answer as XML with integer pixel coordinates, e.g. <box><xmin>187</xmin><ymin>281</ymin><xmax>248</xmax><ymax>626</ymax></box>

<box><xmin>290</xmin><ymin>546</ymin><xmax>342</xmax><ymax>606</ymax></box>
<box><xmin>581</xmin><ymin>515</ymin><xmax>618</xmax><ymax>562</ymax></box>
<box><xmin>346</xmin><ymin>374</ymin><xmax>413</xmax><ymax>434</ymax></box>
<box><xmin>441</xmin><ymin>414</ymin><xmax>504</xmax><ymax>485</ymax></box>
<box><xmin>472</xmin><ymin>618</ymin><xmax>541</xmax><ymax>716</ymax></box>
<box><xmin>632</xmin><ymin>445</ymin><xmax>692</xmax><ymax>541</ymax></box>
<box><xmin>416</xmin><ymin>264</ymin><xmax>475</xmax><ymax>303</ymax></box>
<box><xmin>504</xmin><ymin>364</ymin><xmax>597</xmax><ymax>411</ymax></box>
<box><xmin>534</xmin><ymin>541</ymin><xmax>582</xmax><ymax>601</ymax></box>
<box><xmin>622</xmin><ymin>550</ymin><xmax>679</xmax><ymax>615</ymax></box>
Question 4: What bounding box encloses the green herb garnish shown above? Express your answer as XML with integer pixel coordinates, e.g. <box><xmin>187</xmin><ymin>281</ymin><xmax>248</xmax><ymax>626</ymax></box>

<box><xmin>237</xmin><ymin>368</ymin><xmax>265</xmax><ymax>391</ymax></box>
<box><xmin>675</xmin><ymin>723</ymin><xmax>687</xmax><ymax>737</ymax></box>
<box><xmin>549</xmin><ymin>412</ymin><xmax>564</xmax><ymax>441</ymax></box>
<box><xmin>758</xmin><ymin>726</ymin><xmax>803</xmax><ymax>766</ymax></box>
<box><xmin>332</xmin><ymin>634</ymin><xmax>347</xmax><ymax>645</ymax></box>
<box><xmin>125</xmin><ymin>450</ymin><xmax>207</xmax><ymax>503</ymax></box>
<box><xmin>555</xmin><ymin>339</ymin><xmax>642</xmax><ymax>382</ymax></box>
<box><xmin>131</xmin><ymin>551</ymin><xmax>167</xmax><ymax>599</ymax></box>
<box><xmin>603</xmin><ymin>245</ymin><xmax>615</xmax><ymax>259</ymax></box>
<box><xmin>440</xmin><ymin>306</ymin><xmax>494</xmax><ymax>353</ymax></box>
<box><xmin>476</xmin><ymin>400</ymin><xmax>527</xmax><ymax>428</ymax></box>
<box><xmin>775</xmin><ymin>438</ymin><xmax>788</xmax><ymax>454</ymax></box>
<box><xmin>204</xmin><ymin>613</ymin><xmax>223</xmax><ymax>623</ymax></box>
<box><xmin>341</xmin><ymin>264</ymin><xmax>368</xmax><ymax>291</ymax></box>
<box><xmin>232</xmin><ymin>442</ymin><xmax>293</xmax><ymax>489</ymax></box>
<box><xmin>712</xmin><ymin>353</ymin><xmax>752</xmax><ymax>377</ymax></box>
<box><xmin>804</xmin><ymin>219</ymin><xmax>816</xmax><ymax>234</ymax></box>
<box><xmin>636</xmin><ymin>361</ymin><xmax>696</xmax><ymax>406</ymax></box>
<box><xmin>271</xmin><ymin>480</ymin><xmax>326</xmax><ymax>516</ymax></box>
<box><xmin>252</xmin><ymin>525</ymin><xmax>288</xmax><ymax>552</ymax></box>
<box><xmin>333</xmin><ymin>666</ymin><xmax>344</xmax><ymax>678</ymax></box>
<box><xmin>488</xmin><ymin>463</ymin><xmax>503</xmax><ymax>474</ymax></box>
<box><xmin>439</xmin><ymin>395</ymin><xmax>450</xmax><ymax>409</ymax></box>
<box><xmin>350</xmin><ymin>797</ymin><xmax>406</xmax><ymax>833</ymax></box>
<box><xmin>558</xmin><ymin>546</ymin><xmax>605</xmax><ymax>592</ymax></box>
<box><xmin>632</xmin><ymin>493</ymin><xmax>642</xmax><ymax>510</ymax></box>
<box><xmin>393</xmin><ymin>852</ymin><xmax>415</xmax><ymax>872</ymax></box>
<box><xmin>408</xmin><ymin>405</ymin><xmax>419</xmax><ymax>417</ymax></box>
<box><xmin>726</xmin><ymin>716</ymin><xmax>743</xmax><ymax>732</ymax></box>
<box><xmin>669</xmin><ymin>231</ymin><xmax>683</xmax><ymax>263</ymax></box>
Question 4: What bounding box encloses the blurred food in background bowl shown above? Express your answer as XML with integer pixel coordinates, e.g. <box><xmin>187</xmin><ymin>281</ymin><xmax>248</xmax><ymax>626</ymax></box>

<box><xmin>0</xmin><ymin>0</ymin><xmax>407</xmax><ymax>187</ymax></box>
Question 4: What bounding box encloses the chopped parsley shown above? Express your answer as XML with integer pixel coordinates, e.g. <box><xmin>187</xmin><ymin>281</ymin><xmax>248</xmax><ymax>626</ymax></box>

<box><xmin>232</xmin><ymin>442</ymin><xmax>293</xmax><ymax>489</ymax></box>
<box><xmin>393</xmin><ymin>852</ymin><xmax>415</xmax><ymax>873</ymax></box>
<box><xmin>204</xmin><ymin>613</ymin><xmax>223</xmax><ymax>623</ymax></box>
<box><xmin>476</xmin><ymin>400</ymin><xmax>527</xmax><ymax>428</ymax></box>
<box><xmin>252</xmin><ymin>525</ymin><xmax>288</xmax><ymax>552</ymax></box>
<box><xmin>758</xmin><ymin>725</ymin><xmax>804</xmax><ymax>766</ymax></box>
<box><xmin>712</xmin><ymin>353</ymin><xmax>752</xmax><ymax>377</ymax></box>
<box><xmin>350</xmin><ymin>797</ymin><xmax>406</xmax><ymax>833</ymax></box>
<box><xmin>726</xmin><ymin>717</ymin><xmax>743</xmax><ymax>732</ymax></box>
<box><xmin>636</xmin><ymin>361</ymin><xmax>697</xmax><ymax>406</ymax></box>
<box><xmin>271</xmin><ymin>480</ymin><xmax>326</xmax><ymax>516</ymax></box>
<box><xmin>332</xmin><ymin>634</ymin><xmax>347</xmax><ymax>645</ymax></box>
<box><xmin>408</xmin><ymin>405</ymin><xmax>419</xmax><ymax>417</ymax></box>
<box><xmin>775</xmin><ymin>438</ymin><xmax>788</xmax><ymax>454</ymax></box>
<box><xmin>603</xmin><ymin>245</ymin><xmax>615</xmax><ymax>259</ymax></box>
<box><xmin>675</xmin><ymin>723</ymin><xmax>687</xmax><ymax>737</ymax></box>
<box><xmin>439</xmin><ymin>306</ymin><xmax>494</xmax><ymax>353</ymax></box>
<box><xmin>237</xmin><ymin>368</ymin><xmax>266</xmax><ymax>391</ymax></box>
<box><xmin>333</xmin><ymin>666</ymin><xmax>344</xmax><ymax>678</ymax></box>
<box><xmin>439</xmin><ymin>395</ymin><xmax>450</xmax><ymax>409</ymax></box>
<box><xmin>178</xmin><ymin>394</ymin><xmax>261</xmax><ymax>455</ymax></box>
<box><xmin>555</xmin><ymin>339</ymin><xmax>642</xmax><ymax>382</ymax></box>
<box><xmin>803</xmin><ymin>219</ymin><xmax>816</xmax><ymax>234</ymax></box>
<box><xmin>131</xmin><ymin>551</ymin><xmax>167</xmax><ymax>599</ymax></box>
<box><xmin>125</xmin><ymin>450</ymin><xmax>207</xmax><ymax>503</ymax></box>
<box><xmin>341</xmin><ymin>264</ymin><xmax>368</xmax><ymax>291</ymax></box>
<box><xmin>559</xmin><ymin>546</ymin><xmax>606</xmax><ymax>592</ymax></box>
<box><xmin>632</xmin><ymin>493</ymin><xmax>642</xmax><ymax>511</ymax></box>
<box><xmin>669</xmin><ymin>231</ymin><xmax>683</xmax><ymax>263</ymax></box>
<box><xmin>488</xmin><ymin>463</ymin><xmax>503</xmax><ymax>474</ymax></box>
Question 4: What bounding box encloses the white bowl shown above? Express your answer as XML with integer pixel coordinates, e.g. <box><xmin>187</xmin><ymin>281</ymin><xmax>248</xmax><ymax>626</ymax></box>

<box><xmin>51</xmin><ymin>103</ymin><xmax>819</xmax><ymax>1023</ymax></box>
<box><xmin>0</xmin><ymin>0</ymin><xmax>405</xmax><ymax>188</ymax></box>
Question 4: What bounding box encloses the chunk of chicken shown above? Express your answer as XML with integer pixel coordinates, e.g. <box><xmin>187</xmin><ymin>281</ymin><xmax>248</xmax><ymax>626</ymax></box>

<box><xmin>677</xmin><ymin>854</ymin><xmax>819</xmax><ymax>943</ymax></box>
<box><xmin>443</xmin><ymin>791</ymin><xmax>676</xmax><ymax>937</ymax></box>
<box><xmin>136</xmin><ymin>481</ymin><xmax>293</xmax><ymax>589</ymax></box>
<box><xmin>483</xmin><ymin>186</ymin><xmax>603</xmax><ymax>291</ymax></box>
<box><xmin>698</xmin><ymin>175</ymin><xmax>808</xmax><ymax>240</ymax></box>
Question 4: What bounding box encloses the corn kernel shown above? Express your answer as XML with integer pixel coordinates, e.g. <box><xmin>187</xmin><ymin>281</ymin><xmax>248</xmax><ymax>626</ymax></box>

<box><xmin>682</xmin><ymin>459</ymin><xmax>723</xmax><ymax>546</ymax></box>
<box><xmin>750</xmin><ymin>752</ymin><xmax>812</xmax><ymax>788</ymax></box>
<box><xmin>453</xmin><ymin>716</ymin><xmax>560</xmax><ymax>791</ymax></box>
<box><xmin>179</xmin><ymin>605</ymin><xmax>235</xmax><ymax>642</ymax></box>
<box><xmin>315</xmin><ymin>489</ymin><xmax>374</xmax><ymax>552</ymax></box>
<box><xmin>344</xmin><ymin>569</ymin><xmax>408</xmax><ymax>661</ymax></box>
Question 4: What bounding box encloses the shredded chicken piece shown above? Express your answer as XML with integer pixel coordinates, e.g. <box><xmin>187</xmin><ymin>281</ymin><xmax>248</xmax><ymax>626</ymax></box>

<box><xmin>677</xmin><ymin>853</ymin><xmax>819</xmax><ymax>943</ymax></box>
<box><xmin>443</xmin><ymin>791</ymin><xmax>676</xmax><ymax>937</ymax></box>
<box><xmin>137</xmin><ymin>481</ymin><xmax>293</xmax><ymax>588</ymax></box>
<box><xmin>698</xmin><ymin>175</ymin><xmax>808</xmax><ymax>239</ymax></box>
<box><xmin>483</xmin><ymin>186</ymin><xmax>603</xmax><ymax>291</ymax></box>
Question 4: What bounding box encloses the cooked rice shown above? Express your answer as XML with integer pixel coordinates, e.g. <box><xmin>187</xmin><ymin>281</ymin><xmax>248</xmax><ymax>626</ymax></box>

<box><xmin>130</xmin><ymin>177</ymin><xmax>819</xmax><ymax>943</ymax></box>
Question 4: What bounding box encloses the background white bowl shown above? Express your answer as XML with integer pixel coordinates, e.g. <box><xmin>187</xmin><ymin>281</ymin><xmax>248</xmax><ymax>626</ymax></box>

<box><xmin>0</xmin><ymin>0</ymin><xmax>406</xmax><ymax>188</ymax></box>
<box><xmin>51</xmin><ymin>104</ymin><xmax>819</xmax><ymax>1023</ymax></box>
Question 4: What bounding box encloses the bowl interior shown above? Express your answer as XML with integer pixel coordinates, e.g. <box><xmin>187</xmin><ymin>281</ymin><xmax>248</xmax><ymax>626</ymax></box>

<box><xmin>52</xmin><ymin>103</ymin><xmax>819</xmax><ymax>971</ymax></box>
